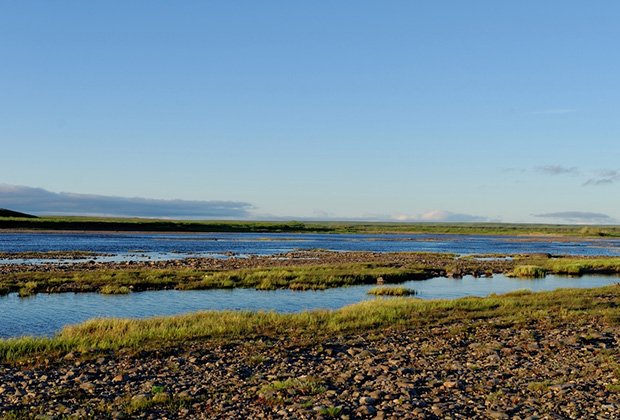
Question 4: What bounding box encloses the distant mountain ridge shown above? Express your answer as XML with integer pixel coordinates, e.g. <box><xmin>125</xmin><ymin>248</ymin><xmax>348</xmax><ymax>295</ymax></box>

<box><xmin>0</xmin><ymin>208</ymin><xmax>37</xmax><ymax>218</ymax></box>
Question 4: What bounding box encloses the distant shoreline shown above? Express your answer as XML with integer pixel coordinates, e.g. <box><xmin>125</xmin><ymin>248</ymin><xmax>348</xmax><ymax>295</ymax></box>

<box><xmin>2</xmin><ymin>216</ymin><xmax>620</xmax><ymax>237</ymax></box>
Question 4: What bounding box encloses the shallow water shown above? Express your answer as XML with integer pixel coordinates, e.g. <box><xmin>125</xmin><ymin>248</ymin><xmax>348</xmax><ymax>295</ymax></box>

<box><xmin>1</xmin><ymin>232</ymin><xmax>620</xmax><ymax>262</ymax></box>
<box><xmin>1</xmin><ymin>274</ymin><xmax>618</xmax><ymax>339</ymax></box>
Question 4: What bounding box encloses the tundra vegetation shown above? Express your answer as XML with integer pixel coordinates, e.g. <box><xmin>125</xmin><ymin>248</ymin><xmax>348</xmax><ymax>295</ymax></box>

<box><xmin>0</xmin><ymin>263</ymin><xmax>429</xmax><ymax>295</ymax></box>
<box><xmin>2</xmin><ymin>253</ymin><xmax>620</xmax><ymax>296</ymax></box>
<box><xmin>366</xmin><ymin>286</ymin><xmax>416</xmax><ymax>296</ymax></box>
<box><xmin>2</xmin><ymin>211</ymin><xmax>620</xmax><ymax>237</ymax></box>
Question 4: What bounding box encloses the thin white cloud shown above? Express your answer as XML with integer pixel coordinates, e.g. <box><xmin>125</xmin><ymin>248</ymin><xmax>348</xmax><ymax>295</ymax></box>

<box><xmin>582</xmin><ymin>169</ymin><xmax>620</xmax><ymax>187</ymax></box>
<box><xmin>391</xmin><ymin>210</ymin><xmax>488</xmax><ymax>223</ymax></box>
<box><xmin>535</xmin><ymin>165</ymin><xmax>579</xmax><ymax>175</ymax></box>
<box><xmin>583</xmin><ymin>179</ymin><xmax>614</xmax><ymax>186</ymax></box>
<box><xmin>534</xmin><ymin>211</ymin><xmax>616</xmax><ymax>224</ymax></box>
<box><xmin>0</xmin><ymin>184</ymin><xmax>254</xmax><ymax>219</ymax></box>
<box><xmin>313</xmin><ymin>209</ymin><xmax>332</xmax><ymax>219</ymax></box>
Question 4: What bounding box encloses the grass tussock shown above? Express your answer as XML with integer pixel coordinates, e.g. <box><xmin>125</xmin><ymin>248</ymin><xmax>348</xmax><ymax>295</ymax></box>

<box><xmin>99</xmin><ymin>285</ymin><xmax>131</xmax><ymax>295</ymax></box>
<box><xmin>507</xmin><ymin>265</ymin><xmax>547</xmax><ymax>278</ymax></box>
<box><xmin>2</xmin><ymin>284</ymin><xmax>620</xmax><ymax>363</ymax></box>
<box><xmin>366</xmin><ymin>286</ymin><xmax>416</xmax><ymax>296</ymax></box>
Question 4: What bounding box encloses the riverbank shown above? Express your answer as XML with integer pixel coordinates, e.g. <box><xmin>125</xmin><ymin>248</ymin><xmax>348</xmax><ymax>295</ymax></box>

<box><xmin>1</xmin><ymin>285</ymin><xmax>619</xmax><ymax>419</ymax></box>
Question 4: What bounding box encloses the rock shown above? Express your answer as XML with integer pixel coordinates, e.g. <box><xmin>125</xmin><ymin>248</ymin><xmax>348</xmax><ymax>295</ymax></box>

<box><xmin>487</xmin><ymin>410</ymin><xmax>510</xmax><ymax>419</ymax></box>
<box><xmin>442</xmin><ymin>380</ymin><xmax>461</xmax><ymax>389</ymax></box>
<box><xmin>369</xmin><ymin>390</ymin><xmax>384</xmax><ymax>399</ymax></box>
<box><xmin>360</xmin><ymin>396</ymin><xmax>377</xmax><ymax>405</ymax></box>
<box><xmin>112</xmin><ymin>373</ymin><xmax>129</xmax><ymax>382</ymax></box>
<box><xmin>80</xmin><ymin>381</ymin><xmax>96</xmax><ymax>391</ymax></box>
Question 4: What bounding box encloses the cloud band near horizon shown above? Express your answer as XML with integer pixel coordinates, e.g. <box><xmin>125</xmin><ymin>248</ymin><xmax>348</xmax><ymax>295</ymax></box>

<box><xmin>0</xmin><ymin>184</ymin><xmax>254</xmax><ymax>219</ymax></box>
<box><xmin>533</xmin><ymin>211</ymin><xmax>615</xmax><ymax>224</ymax></box>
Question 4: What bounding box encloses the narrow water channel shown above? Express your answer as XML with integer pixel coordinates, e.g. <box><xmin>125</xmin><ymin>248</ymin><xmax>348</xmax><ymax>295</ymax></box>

<box><xmin>1</xmin><ymin>274</ymin><xmax>618</xmax><ymax>339</ymax></box>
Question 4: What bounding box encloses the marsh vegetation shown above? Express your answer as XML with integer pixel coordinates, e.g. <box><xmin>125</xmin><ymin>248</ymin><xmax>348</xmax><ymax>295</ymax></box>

<box><xmin>0</xmin><ymin>263</ymin><xmax>429</xmax><ymax>295</ymax></box>
<box><xmin>1</xmin><ymin>284</ymin><xmax>619</xmax><ymax>363</ymax></box>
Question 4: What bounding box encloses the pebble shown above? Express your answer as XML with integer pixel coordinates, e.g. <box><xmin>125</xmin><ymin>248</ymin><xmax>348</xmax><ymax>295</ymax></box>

<box><xmin>1</xmin><ymin>319</ymin><xmax>618</xmax><ymax>419</ymax></box>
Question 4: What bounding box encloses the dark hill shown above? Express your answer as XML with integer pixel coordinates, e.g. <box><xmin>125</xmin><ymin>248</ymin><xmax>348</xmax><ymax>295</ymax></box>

<box><xmin>0</xmin><ymin>208</ymin><xmax>38</xmax><ymax>218</ymax></box>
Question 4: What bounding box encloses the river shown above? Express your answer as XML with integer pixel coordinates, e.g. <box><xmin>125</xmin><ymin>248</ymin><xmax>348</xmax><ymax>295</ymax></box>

<box><xmin>1</xmin><ymin>232</ymin><xmax>620</xmax><ymax>338</ymax></box>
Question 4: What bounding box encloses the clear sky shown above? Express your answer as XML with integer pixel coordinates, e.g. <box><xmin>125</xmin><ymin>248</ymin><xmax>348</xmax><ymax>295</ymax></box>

<box><xmin>1</xmin><ymin>1</ymin><xmax>619</xmax><ymax>223</ymax></box>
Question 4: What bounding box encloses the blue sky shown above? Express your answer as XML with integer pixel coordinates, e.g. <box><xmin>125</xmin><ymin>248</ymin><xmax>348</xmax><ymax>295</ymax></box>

<box><xmin>1</xmin><ymin>1</ymin><xmax>619</xmax><ymax>223</ymax></box>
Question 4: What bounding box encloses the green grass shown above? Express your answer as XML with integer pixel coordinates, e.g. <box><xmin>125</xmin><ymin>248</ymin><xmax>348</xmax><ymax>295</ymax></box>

<box><xmin>549</xmin><ymin>257</ymin><xmax>620</xmax><ymax>275</ymax></box>
<box><xmin>2</xmin><ymin>284</ymin><xmax>620</xmax><ymax>363</ymax></box>
<box><xmin>527</xmin><ymin>380</ymin><xmax>551</xmax><ymax>392</ymax></box>
<box><xmin>606</xmin><ymin>383</ymin><xmax>620</xmax><ymax>392</ymax></box>
<box><xmin>0</xmin><ymin>263</ymin><xmax>429</xmax><ymax>295</ymax></box>
<box><xmin>3</xmin><ymin>214</ymin><xmax>620</xmax><ymax>237</ymax></box>
<box><xmin>507</xmin><ymin>265</ymin><xmax>547</xmax><ymax>278</ymax></box>
<box><xmin>366</xmin><ymin>286</ymin><xmax>416</xmax><ymax>296</ymax></box>
<box><xmin>511</xmin><ymin>256</ymin><xmax>620</xmax><ymax>276</ymax></box>
<box><xmin>99</xmin><ymin>284</ymin><xmax>131</xmax><ymax>295</ymax></box>
<box><xmin>319</xmin><ymin>406</ymin><xmax>343</xmax><ymax>417</ymax></box>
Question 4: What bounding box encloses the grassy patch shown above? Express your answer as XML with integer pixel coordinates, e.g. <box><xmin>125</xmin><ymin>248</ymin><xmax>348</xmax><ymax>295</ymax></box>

<box><xmin>606</xmin><ymin>383</ymin><xmax>620</xmax><ymax>392</ymax></box>
<box><xmin>0</xmin><ymin>263</ymin><xmax>428</xmax><ymax>294</ymax></box>
<box><xmin>100</xmin><ymin>284</ymin><xmax>131</xmax><ymax>295</ymax></box>
<box><xmin>366</xmin><ymin>286</ymin><xmax>416</xmax><ymax>296</ymax></box>
<box><xmin>527</xmin><ymin>380</ymin><xmax>550</xmax><ymax>392</ymax></box>
<box><xmin>319</xmin><ymin>406</ymin><xmax>343</xmax><ymax>417</ymax></box>
<box><xmin>505</xmin><ymin>256</ymin><xmax>620</xmax><ymax>277</ymax></box>
<box><xmin>549</xmin><ymin>258</ymin><xmax>620</xmax><ymax>275</ymax></box>
<box><xmin>261</xmin><ymin>377</ymin><xmax>326</xmax><ymax>396</ymax></box>
<box><xmin>508</xmin><ymin>265</ymin><xmax>547</xmax><ymax>278</ymax></box>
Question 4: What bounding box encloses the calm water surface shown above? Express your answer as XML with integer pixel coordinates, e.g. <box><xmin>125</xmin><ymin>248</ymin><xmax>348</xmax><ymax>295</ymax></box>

<box><xmin>1</xmin><ymin>274</ymin><xmax>618</xmax><ymax>338</ymax></box>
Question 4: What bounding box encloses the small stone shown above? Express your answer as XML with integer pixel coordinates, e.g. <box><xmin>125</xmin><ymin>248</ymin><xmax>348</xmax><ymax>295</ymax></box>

<box><xmin>360</xmin><ymin>396</ymin><xmax>377</xmax><ymax>405</ymax></box>
<box><xmin>487</xmin><ymin>410</ymin><xmax>509</xmax><ymax>419</ymax></box>
<box><xmin>63</xmin><ymin>351</ymin><xmax>79</xmax><ymax>360</ymax></box>
<box><xmin>358</xmin><ymin>405</ymin><xmax>377</xmax><ymax>415</ymax></box>
<box><xmin>132</xmin><ymin>393</ymin><xmax>150</xmax><ymax>402</ymax></box>
<box><xmin>112</xmin><ymin>373</ymin><xmax>129</xmax><ymax>382</ymax></box>
<box><xmin>369</xmin><ymin>390</ymin><xmax>384</xmax><ymax>399</ymax></box>
<box><xmin>80</xmin><ymin>381</ymin><xmax>96</xmax><ymax>391</ymax></box>
<box><xmin>443</xmin><ymin>380</ymin><xmax>460</xmax><ymax>389</ymax></box>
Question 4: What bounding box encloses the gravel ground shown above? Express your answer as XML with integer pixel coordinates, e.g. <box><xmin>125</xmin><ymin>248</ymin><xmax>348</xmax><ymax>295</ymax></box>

<box><xmin>1</xmin><ymin>317</ymin><xmax>619</xmax><ymax>419</ymax></box>
<box><xmin>0</xmin><ymin>250</ymin><xmax>514</xmax><ymax>279</ymax></box>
